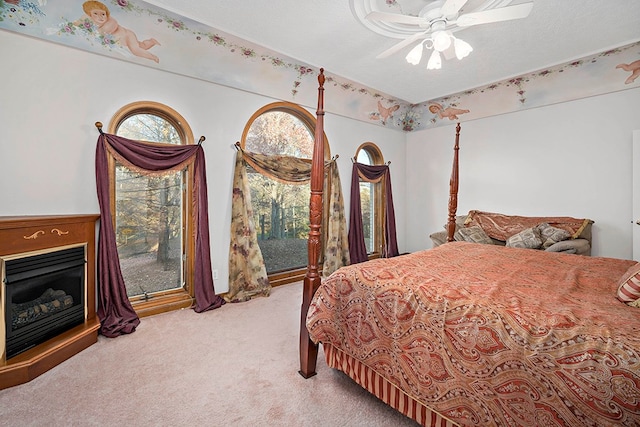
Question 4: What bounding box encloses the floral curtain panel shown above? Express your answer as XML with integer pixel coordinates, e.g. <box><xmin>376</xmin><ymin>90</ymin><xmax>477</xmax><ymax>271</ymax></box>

<box><xmin>226</xmin><ymin>147</ymin><xmax>348</xmax><ymax>302</ymax></box>
<box><xmin>95</xmin><ymin>133</ymin><xmax>225</xmax><ymax>337</ymax></box>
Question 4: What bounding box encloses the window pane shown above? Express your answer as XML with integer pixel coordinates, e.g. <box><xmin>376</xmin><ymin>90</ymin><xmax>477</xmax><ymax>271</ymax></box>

<box><xmin>115</xmin><ymin>114</ymin><xmax>184</xmax><ymax>298</ymax></box>
<box><xmin>249</xmin><ymin>172</ymin><xmax>310</xmax><ymax>273</ymax></box>
<box><xmin>245</xmin><ymin>110</ymin><xmax>314</xmax><ymax>274</ymax></box>
<box><xmin>118</xmin><ymin>114</ymin><xmax>181</xmax><ymax>144</ymax></box>
<box><xmin>360</xmin><ymin>181</ymin><xmax>374</xmax><ymax>253</ymax></box>
<box><xmin>245</xmin><ymin>112</ymin><xmax>313</xmax><ymax>158</ymax></box>
<box><xmin>357</xmin><ymin>149</ymin><xmax>375</xmax><ymax>254</ymax></box>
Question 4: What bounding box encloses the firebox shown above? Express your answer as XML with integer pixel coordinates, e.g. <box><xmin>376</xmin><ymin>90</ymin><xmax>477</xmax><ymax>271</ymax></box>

<box><xmin>2</xmin><ymin>245</ymin><xmax>86</xmax><ymax>359</ymax></box>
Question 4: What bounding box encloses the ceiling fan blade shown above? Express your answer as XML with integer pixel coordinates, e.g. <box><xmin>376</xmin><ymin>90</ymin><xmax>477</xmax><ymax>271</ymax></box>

<box><xmin>376</xmin><ymin>31</ymin><xmax>429</xmax><ymax>59</ymax></box>
<box><xmin>441</xmin><ymin>0</ymin><xmax>469</xmax><ymax>18</ymax></box>
<box><xmin>365</xmin><ymin>11</ymin><xmax>425</xmax><ymax>26</ymax></box>
<box><xmin>456</xmin><ymin>2</ymin><xmax>533</xmax><ymax>27</ymax></box>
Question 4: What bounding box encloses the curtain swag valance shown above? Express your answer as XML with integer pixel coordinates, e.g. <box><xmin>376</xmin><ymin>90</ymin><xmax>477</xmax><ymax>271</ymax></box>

<box><xmin>226</xmin><ymin>146</ymin><xmax>349</xmax><ymax>302</ymax></box>
<box><xmin>95</xmin><ymin>133</ymin><xmax>225</xmax><ymax>337</ymax></box>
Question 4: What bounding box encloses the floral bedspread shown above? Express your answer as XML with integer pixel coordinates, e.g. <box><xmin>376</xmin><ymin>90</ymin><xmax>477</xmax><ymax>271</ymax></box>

<box><xmin>306</xmin><ymin>242</ymin><xmax>640</xmax><ymax>426</ymax></box>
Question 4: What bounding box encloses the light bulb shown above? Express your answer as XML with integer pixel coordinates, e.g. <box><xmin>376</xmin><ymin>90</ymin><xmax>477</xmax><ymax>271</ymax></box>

<box><xmin>454</xmin><ymin>37</ymin><xmax>473</xmax><ymax>60</ymax></box>
<box><xmin>431</xmin><ymin>30</ymin><xmax>451</xmax><ymax>52</ymax></box>
<box><xmin>427</xmin><ymin>50</ymin><xmax>442</xmax><ymax>70</ymax></box>
<box><xmin>405</xmin><ymin>42</ymin><xmax>424</xmax><ymax>65</ymax></box>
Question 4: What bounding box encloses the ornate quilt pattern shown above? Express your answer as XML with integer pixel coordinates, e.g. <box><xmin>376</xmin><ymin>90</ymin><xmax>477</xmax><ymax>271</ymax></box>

<box><xmin>306</xmin><ymin>242</ymin><xmax>640</xmax><ymax>426</ymax></box>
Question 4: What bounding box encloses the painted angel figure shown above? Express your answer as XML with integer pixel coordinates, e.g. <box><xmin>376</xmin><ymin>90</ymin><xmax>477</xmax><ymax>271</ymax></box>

<box><xmin>428</xmin><ymin>102</ymin><xmax>470</xmax><ymax>121</ymax></box>
<box><xmin>616</xmin><ymin>60</ymin><xmax>640</xmax><ymax>85</ymax></box>
<box><xmin>377</xmin><ymin>100</ymin><xmax>400</xmax><ymax>125</ymax></box>
<box><xmin>79</xmin><ymin>1</ymin><xmax>160</xmax><ymax>63</ymax></box>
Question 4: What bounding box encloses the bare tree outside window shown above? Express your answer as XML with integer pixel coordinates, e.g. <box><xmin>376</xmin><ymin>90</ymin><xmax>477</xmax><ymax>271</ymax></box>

<box><xmin>245</xmin><ymin>111</ymin><xmax>314</xmax><ymax>274</ymax></box>
<box><xmin>356</xmin><ymin>143</ymin><xmax>385</xmax><ymax>257</ymax></box>
<box><xmin>357</xmin><ymin>149</ymin><xmax>374</xmax><ymax>253</ymax></box>
<box><xmin>115</xmin><ymin>114</ymin><xmax>184</xmax><ymax>298</ymax></box>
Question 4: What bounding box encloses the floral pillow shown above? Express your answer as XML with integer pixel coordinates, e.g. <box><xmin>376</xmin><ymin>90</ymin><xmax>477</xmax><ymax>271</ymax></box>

<box><xmin>505</xmin><ymin>227</ymin><xmax>543</xmax><ymax>249</ymax></box>
<box><xmin>454</xmin><ymin>225</ymin><xmax>493</xmax><ymax>245</ymax></box>
<box><xmin>617</xmin><ymin>262</ymin><xmax>640</xmax><ymax>304</ymax></box>
<box><xmin>536</xmin><ymin>222</ymin><xmax>571</xmax><ymax>249</ymax></box>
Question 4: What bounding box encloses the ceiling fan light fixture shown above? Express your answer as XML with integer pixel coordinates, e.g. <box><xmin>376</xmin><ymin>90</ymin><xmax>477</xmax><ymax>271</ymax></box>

<box><xmin>427</xmin><ymin>50</ymin><xmax>442</xmax><ymax>70</ymax></box>
<box><xmin>405</xmin><ymin>42</ymin><xmax>424</xmax><ymax>65</ymax></box>
<box><xmin>431</xmin><ymin>30</ymin><xmax>451</xmax><ymax>52</ymax></box>
<box><xmin>453</xmin><ymin>37</ymin><xmax>473</xmax><ymax>60</ymax></box>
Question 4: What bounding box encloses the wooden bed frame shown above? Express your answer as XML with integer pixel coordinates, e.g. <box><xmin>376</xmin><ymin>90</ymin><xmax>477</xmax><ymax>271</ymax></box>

<box><xmin>299</xmin><ymin>71</ymin><xmax>463</xmax><ymax>379</ymax></box>
<box><xmin>299</xmin><ymin>69</ymin><xmax>325</xmax><ymax>379</ymax></box>
<box><xmin>298</xmin><ymin>70</ymin><xmax>464</xmax><ymax>425</ymax></box>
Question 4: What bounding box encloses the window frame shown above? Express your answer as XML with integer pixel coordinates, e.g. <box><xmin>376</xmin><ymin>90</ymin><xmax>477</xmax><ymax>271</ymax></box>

<box><xmin>107</xmin><ymin>101</ymin><xmax>196</xmax><ymax>317</ymax></box>
<box><xmin>241</xmin><ymin>101</ymin><xmax>331</xmax><ymax>287</ymax></box>
<box><xmin>355</xmin><ymin>142</ymin><xmax>385</xmax><ymax>260</ymax></box>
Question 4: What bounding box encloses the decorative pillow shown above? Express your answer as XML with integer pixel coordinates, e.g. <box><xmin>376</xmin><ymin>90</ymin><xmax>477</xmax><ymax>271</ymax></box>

<box><xmin>454</xmin><ymin>225</ymin><xmax>493</xmax><ymax>245</ymax></box>
<box><xmin>617</xmin><ymin>263</ymin><xmax>640</xmax><ymax>303</ymax></box>
<box><xmin>629</xmin><ymin>299</ymin><xmax>640</xmax><ymax>308</ymax></box>
<box><xmin>505</xmin><ymin>227</ymin><xmax>543</xmax><ymax>249</ymax></box>
<box><xmin>442</xmin><ymin>215</ymin><xmax>468</xmax><ymax>232</ymax></box>
<box><xmin>536</xmin><ymin>222</ymin><xmax>571</xmax><ymax>249</ymax></box>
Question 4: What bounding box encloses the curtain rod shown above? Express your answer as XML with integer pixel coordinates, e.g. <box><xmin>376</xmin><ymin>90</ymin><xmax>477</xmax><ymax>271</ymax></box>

<box><xmin>95</xmin><ymin>121</ymin><xmax>205</xmax><ymax>145</ymax></box>
<box><xmin>351</xmin><ymin>157</ymin><xmax>391</xmax><ymax>165</ymax></box>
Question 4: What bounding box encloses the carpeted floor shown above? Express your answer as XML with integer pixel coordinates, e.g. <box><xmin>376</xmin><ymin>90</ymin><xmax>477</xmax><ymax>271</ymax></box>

<box><xmin>0</xmin><ymin>282</ymin><xmax>419</xmax><ymax>426</ymax></box>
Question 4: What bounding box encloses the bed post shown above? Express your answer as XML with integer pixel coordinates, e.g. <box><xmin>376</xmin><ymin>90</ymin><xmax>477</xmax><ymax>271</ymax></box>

<box><xmin>446</xmin><ymin>123</ymin><xmax>461</xmax><ymax>242</ymax></box>
<box><xmin>299</xmin><ymin>68</ymin><xmax>325</xmax><ymax>378</ymax></box>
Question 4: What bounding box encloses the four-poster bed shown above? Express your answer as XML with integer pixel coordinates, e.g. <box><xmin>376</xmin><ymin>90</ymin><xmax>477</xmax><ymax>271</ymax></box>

<box><xmin>300</xmin><ymin>70</ymin><xmax>640</xmax><ymax>426</ymax></box>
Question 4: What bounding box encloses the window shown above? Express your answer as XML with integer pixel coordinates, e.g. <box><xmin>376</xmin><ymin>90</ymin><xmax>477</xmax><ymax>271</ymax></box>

<box><xmin>108</xmin><ymin>101</ymin><xmax>195</xmax><ymax>316</ymax></box>
<box><xmin>355</xmin><ymin>143</ymin><xmax>385</xmax><ymax>257</ymax></box>
<box><xmin>241</xmin><ymin>102</ymin><xmax>329</xmax><ymax>286</ymax></box>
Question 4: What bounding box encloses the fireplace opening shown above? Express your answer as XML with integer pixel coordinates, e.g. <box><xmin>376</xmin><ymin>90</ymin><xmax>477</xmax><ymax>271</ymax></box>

<box><xmin>3</xmin><ymin>245</ymin><xmax>86</xmax><ymax>359</ymax></box>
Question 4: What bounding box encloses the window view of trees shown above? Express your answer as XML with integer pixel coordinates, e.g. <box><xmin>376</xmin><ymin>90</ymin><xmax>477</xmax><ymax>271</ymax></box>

<box><xmin>357</xmin><ymin>150</ymin><xmax>375</xmax><ymax>254</ymax></box>
<box><xmin>357</xmin><ymin>149</ymin><xmax>374</xmax><ymax>253</ymax></box>
<box><xmin>244</xmin><ymin>110</ymin><xmax>314</xmax><ymax>274</ymax></box>
<box><xmin>356</xmin><ymin>143</ymin><xmax>384</xmax><ymax>256</ymax></box>
<box><xmin>115</xmin><ymin>114</ymin><xmax>184</xmax><ymax>298</ymax></box>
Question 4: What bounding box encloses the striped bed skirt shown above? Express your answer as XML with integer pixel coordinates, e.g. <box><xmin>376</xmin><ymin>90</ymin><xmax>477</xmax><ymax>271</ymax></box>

<box><xmin>323</xmin><ymin>343</ymin><xmax>458</xmax><ymax>427</ymax></box>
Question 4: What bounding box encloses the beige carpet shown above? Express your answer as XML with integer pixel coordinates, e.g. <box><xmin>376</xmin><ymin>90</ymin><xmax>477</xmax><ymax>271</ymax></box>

<box><xmin>0</xmin><ymin>282</ymin><xmax>419</xmax><ymax>426</ymax></box>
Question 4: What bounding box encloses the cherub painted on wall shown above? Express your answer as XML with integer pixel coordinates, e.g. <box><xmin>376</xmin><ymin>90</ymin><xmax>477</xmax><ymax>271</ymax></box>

<box><xmin>428</xmin><ymin>102</ymin><xmax>470</xmax><ymax>121</ymax></box>
<box><xmin>78</xmin><ymin>1</ymin><xmax>160</xmax><ymax>63</ymax></box>
<box><xmin>616</xmin><ymin>59</ymin><xmax>640</xmax><ymax>85</ymax></box>
<box><xmin>376</xmin><ymin>100</ymin><xmax>400</xmax><ymax>125</ymax></box>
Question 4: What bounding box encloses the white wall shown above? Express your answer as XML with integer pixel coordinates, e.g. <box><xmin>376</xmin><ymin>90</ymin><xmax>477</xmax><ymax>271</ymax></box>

<box><xmin>4</xmin><ymin>28</ymin><xmax>637</xmax><ymax>295</ymax></box>
<box><xmin>0</xmin><ymin>31</ymin><xmax>406</xmax><ymax>294</ymax></box>
<box><xmin>406</xmin><ymin>88</ymin><xmax>640</xmax><ymax>259</ymax></box>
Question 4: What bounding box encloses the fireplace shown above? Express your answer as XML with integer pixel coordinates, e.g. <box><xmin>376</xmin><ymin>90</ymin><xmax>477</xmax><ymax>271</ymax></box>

<box><xmin>0</xmin><ymin>215</ymin><xmax>100</xmax><ymax>390</ymax></box>
<box><xmin>3</xmin><ymin>245</ymin><xmax>87</xmax><ymax>359</ymax></box>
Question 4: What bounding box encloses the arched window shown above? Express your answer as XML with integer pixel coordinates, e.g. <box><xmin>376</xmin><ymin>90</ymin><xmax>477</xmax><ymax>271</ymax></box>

<box><xmin>355</xmin><ymin>142</ymin><xmax>385</xmax><ymax>258</ymax></box>
<box><xmin>107</xmin><ymin>101</ymin><xmax>195</xmax><ymax>316</ymax></box>
<box><xmin>241</xmin><ymin>102</ymin><xmax>330</xmax><ymax>286</ymax></box>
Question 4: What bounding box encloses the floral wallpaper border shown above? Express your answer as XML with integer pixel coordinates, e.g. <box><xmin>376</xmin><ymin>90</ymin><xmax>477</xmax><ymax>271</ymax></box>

<box><xmin>1</xmin><ymin>0</ymin><xmax>639</xmax><ymax>133</ymax></box>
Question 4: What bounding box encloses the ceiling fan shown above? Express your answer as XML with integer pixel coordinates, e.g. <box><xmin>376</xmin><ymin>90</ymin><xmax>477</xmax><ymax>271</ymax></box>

<box><xmin>366</xmin><ymin>0</ymin><xmax>533</xmax><ymax>69</ymax></box>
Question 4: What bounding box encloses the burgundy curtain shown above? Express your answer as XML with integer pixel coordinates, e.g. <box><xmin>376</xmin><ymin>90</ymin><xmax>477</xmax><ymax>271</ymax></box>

<box><xmin>348</xmin><ymin>162</ymin><xmax>399</xmax><ymax>264</ymax></box>
<box><xmin>95</xmin><ymin>133</ymin><xmax>225</xmax><ymax>337</ymax></box>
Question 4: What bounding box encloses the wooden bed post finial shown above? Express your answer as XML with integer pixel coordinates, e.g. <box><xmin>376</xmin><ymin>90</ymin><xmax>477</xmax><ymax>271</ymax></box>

<box><xmin>446</xmin><ymin>123</ymin><xmax>461</xmax><ymax>242</ymax></box>
<box><xmin>299</xmin><ymin>68</ymin><xmax>325</xmax><ymax>378</ymax></box>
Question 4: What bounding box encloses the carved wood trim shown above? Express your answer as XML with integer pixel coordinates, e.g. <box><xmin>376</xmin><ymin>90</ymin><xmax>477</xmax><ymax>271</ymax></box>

<box><xmin>299</xmin><ymin>69</ymin><xmax>325</xmax><ymax>378</ymax></box>
<box><xmin>446</xmin><ymin>123</ymin><xmax>461</xmax><ymax>243</ymax></box>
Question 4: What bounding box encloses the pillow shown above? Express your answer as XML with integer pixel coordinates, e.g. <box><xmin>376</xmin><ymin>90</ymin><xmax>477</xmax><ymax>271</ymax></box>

<box><xmin>454</xmin><ymin>225</ymin><xmax>493</xmax><ymax>245</ymax></box>
<box><xmin>442</xmin><ymin>215</ymin><xmax>468</xmax><ymax>232</ymax></box>
<box><xmin>536</xmin><ymin>222</ymin><xmax>571</xmax><ymax>249</ymax></box>
<box><xmin>617</xmin><ymin>263</ymin><xmax>640</xmax><ymax>303</ymax></box>
<box><xmin>505</xmin><ymin>227</ymin><xmax>543</xmax><ymax>249</ymax></box>
<box><xmin>629</xmin><ymin>299</ymin><xmax>640</xmax><ymax>308</ymax></box>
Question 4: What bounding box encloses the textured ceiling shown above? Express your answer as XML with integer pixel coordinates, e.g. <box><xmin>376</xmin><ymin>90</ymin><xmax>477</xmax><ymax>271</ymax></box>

<box><xmin>144</xmin><ymin>0</ymin><xmax>640</xmax><ymax>104</ymax></box>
